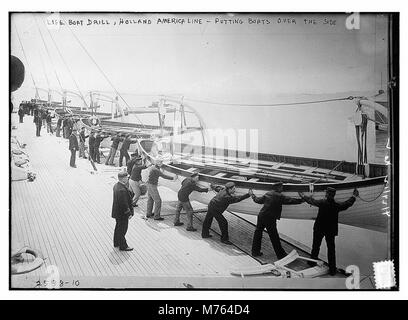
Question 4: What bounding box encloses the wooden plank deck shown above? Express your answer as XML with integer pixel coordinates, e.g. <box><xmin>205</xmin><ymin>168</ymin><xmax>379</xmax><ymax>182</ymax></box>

<box><xmin>10</xmin><ymin>114</ymin><xmax>366</xmax><ymax>289</ymax></box>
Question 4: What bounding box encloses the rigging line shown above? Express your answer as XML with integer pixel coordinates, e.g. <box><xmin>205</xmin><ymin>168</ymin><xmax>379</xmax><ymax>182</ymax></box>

<box><xmin>33</xmin><ymin>16</ymin><xmax>64</xmax><ymax>93</ymax></box>
<box><xmin>12</xmin><ymin>22</ymin><xmax>38</xmax><ymax>90</ymax></box>
<box><xmin>44</xmin><ymin>23</ymin><xmax>88</xmax><ymax>108</ymax></box>
<box><xmin>63</xmin><ymin>21</ymin><xmax>146</xmax><ymax>128</ymax></box>
<box><xmin>38</xmin><ymin>49</ymin><xmax>50</xmax><ymax>89</ymax></box>
<box><xmin>183</xmin><ymin>96</ymin><xmax>355</xmax><ymax>107</ymax></box>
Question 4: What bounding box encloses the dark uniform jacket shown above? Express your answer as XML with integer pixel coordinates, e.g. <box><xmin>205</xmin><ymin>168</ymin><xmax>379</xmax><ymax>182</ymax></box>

<box><xmin>126</xmin><ymin>157</ymin><xmax>137</xmax><ymax>175</ymax></box>
<box><xmin>110</xmin><ymin>136</ymin><xmax>122</xmax><ymax>149</ymax></box>
<box><xmin>130</xmin><ymin>164</ymin><xmax>147</xmax><ymax>182</ymax></box>
<box><xmin>147</xmin><ymin>165</ymin><xmax>173</xmax><ymax>185</ymax></box>
<box><xmin>252</xmin><ymin>191</ymin><xmax>303</xmax><ymax>220</ymax></box>
<box><xmin>303</xmin><ymin>195</ymin><xmax>356</xmax><ymax>236</ymax></box>
<box><xmin>178</xmin><ymin>177</ymin><xmax>208</xmax><ymax>202</ymax></box>
<box><xmin>57</xmin><ymin>118</ymin><xmax>62</xmax><ymax>126</ymax></box>
<box><xmin>46</xmin><ymin>114</ymin><xmax>52</xmax><ymax>123</ymax></box>
<box><xmin>79</xmin><ymin>131</ymin><xmax>88</xmax><ymax>143</ymax></box>
<box><xmin>89</xmin><ymin>134</ymin><xmax>95</xmax><ymax>148</ymax></box>
<box><xmin>94</xmin><ymin>135</ymin><xmax>107</xmax><ymax>148</ymax></box>
<box><xmin>208</xmin><ymin>189</ymin><xmax>250</xmax><ymax>214</ymax></box>
<box><xmin>34</xmin><ymin>114</ymin><xmax>42</xmax><ymax>126</ymax></box>
<box><xmin>111</xmin><ymin>182</ymin><xmax>134</xmax><ymax>219</ymax></box>
<box><xmin>69</xmin><ymin>134</ymin><xmax>79</xmax><ymax>150</ymax></box>
<box><xmin>120</xmin><ymin>137</ymin><xmax>137</xmax><ymax>151</ymax></box>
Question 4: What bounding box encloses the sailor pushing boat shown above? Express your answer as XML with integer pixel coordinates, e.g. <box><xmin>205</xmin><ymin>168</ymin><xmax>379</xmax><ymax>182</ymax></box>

<box><xmin>173</xmin><ymin>172</ymin><xmax>209</xmax><ymax>232</ymax></box>
<box><xmin>201</xmin><ymin>182</ymin><xmax>251</xmax><ymax>245</ymax></box>
<box><xmin>249</xmin><ymin>182</ymin><xmax>305</xmax><ymax>259</ymax></box>
<box><xmin>299</xmin><ymin>187</ymin><xmax>359</xmax><ymax>275</ymax></box>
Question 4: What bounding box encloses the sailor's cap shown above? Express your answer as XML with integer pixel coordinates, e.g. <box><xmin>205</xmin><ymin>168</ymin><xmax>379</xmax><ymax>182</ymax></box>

<box><xmin>118</xmin><ymin>171</ymin><xmax>128</xmax><ymax>178</ymax></box>
<box><xmin>326</xmin><ymin>187</ymin><xmax>336</xmax><ymax>194</ymax></box>
<box><xmin>225</xmin><ymin>182</ymin><xmax>235</xmax><ymax>189</ymax></box>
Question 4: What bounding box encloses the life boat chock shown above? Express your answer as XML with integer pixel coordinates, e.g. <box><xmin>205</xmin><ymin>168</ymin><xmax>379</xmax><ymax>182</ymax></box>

<box><xmin>230</xmin><ymin>250</ymin><xmax>329</xmax><ymax>278</ymax></box>
<box><xmin>11</xmin><ymin>246</ymin><xmax>45</xmax><ymax>275</ymax></box>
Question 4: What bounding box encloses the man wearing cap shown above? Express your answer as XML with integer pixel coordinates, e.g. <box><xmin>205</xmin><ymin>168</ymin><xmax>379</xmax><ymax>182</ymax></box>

<box><xmin>146</xmin><ymin>159</ymin><xmax>175</xmax><ymax>220</ymax></box>
<box><xmin>55</xmin><ymin>117</ymin><xmax>62</xmax><ymax>137</ymax></box>
<box><xmin>128</xmin><ymin>156</ymin><xmax>147</xmax><ymax>207</ymax></box>
<box><xmin>112</xmin><ymin>171</ymin><xmax>134</xmax><ymax>251</ymax></box>
<box><xmin>250</xmin><ymin>182</ymin><xmax>304</xmax><ymax>260</ymax></box>
<box><xmin>119</xmin><ymin>134</ymin><xmax>137</xmax><ymax>167</ymax></box>
<box><xmin>299</xmin><ymin>187</ymin><xmax>359</xmax><ymax>275</ymax></box>
<box><xmin>88</xmin><ymin>131</ymin><xmax>96</xmax><ymax>161</ymax></box>
<box><xmin>201</xmin><ymin>182</ymin><xmax>251</xmax><ymax>245</ymax></box>
<box><xmin>126</xmin><ymin>151</ymin><xmax>140</xmax><ymax>175</ymax></box>
<box><xmin>68</xmin><ymin>129</ymin><xmax>79</xmax><ymax>168</ymax></box>
<box><xmin>105</xmin><ymin>133</ymin><xmax>122</xmax><ymax>166</ymax></box>
<box><xmin>78</xmin><ymin>127</ymin><xmax>89</xmax><ymax>159</ymax></box>
<box><xmin>174</xmin><ymin>172</ymin><xmax>209</xmax><ymax>231</ymax></box>
<box><xmin>94</xmin><ymin>131</ymin><xmax>108</xmax><ymax>163</ymax></box>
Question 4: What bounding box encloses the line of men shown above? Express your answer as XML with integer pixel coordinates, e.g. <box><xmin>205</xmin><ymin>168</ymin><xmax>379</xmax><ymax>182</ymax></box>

<box><xmin>112</xmin><ymin>162</ymin><xmax>359</xmax><ymax>275</ymax></box>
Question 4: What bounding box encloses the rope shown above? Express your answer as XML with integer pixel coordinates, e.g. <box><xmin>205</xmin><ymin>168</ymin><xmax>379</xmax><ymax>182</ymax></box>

<box><xmin>38</xmin><ymin>50</ymin><xmax>50</xmax><ymax>89</ymax></box>
<box><xmin>34</xmin><ymin>16</ymin><xmax>64</xmax><ymax>93</ymax></box>
<box><xmin>357</xmin><ymin>183</ymin><xmax>387</xmax><ymax>203</ymax></box>
<box><xmin>13</xmin><ymin>22</ymin><xmax>38</xmax><ymax>90</ymax></box>
<box><xmin>44</xmin><ymin>20</ymin><xmax>88</xmax><ymax>109</ymax></box>
<box><xmin>183</xmin><ymin>96</ymin><xmax>355</xmax><ymax>107</ymax></box>
<box><xmin>63</xmin><ymin>20</ymin><xmax>146</xmax><ymax>128</ymax></box>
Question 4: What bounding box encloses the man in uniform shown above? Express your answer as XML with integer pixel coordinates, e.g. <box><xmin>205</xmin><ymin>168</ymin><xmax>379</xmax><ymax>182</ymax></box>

<box><xmin>111</xmin><ymin>171</ymin><xmax>134</xmax><ymax>251</ymax></box>
<box><xmin>55</xmin><ymin>117</ymin><xmax>62</xmax><ymax>137</ymax></box>
<box><xmin>250</xmin><ymin>182</ymin><xmax>304</xmax><ymax>259</ymax></box>
<box><xmin>128</xmin><ymin>156</ymin><xmax>147</xmax><ymax>207</ymax></box>
<box><xmin>68</xmin><ymin>128</ymin><xmax>79</xmax><ymax>168</ymax></box>
<box><xmin>119</xmin><ymin>134</ymin><xmax>137</xmax><ymax>167</ymax></box>
<box><xmin>34</xmin><ymin>109</ymin><xmax>42</xmax><ymax>137</ymax></box>
<box><xmin>146</xmin><ymin>159</ymin><xmax>175</xmax><ymax>220</ymax></box>
<box><xmin>18</xmin><ymin>106</ymin><xmax>25</xmax><ymax>123</ymax></box>
<box><xmin>46</xmin><ymin>111</ymin><xmax>53</xmax><ymax>134</ymax></box>
<box><xmin>299</xmin><ymin>187</ymin><xmax>359</xmax><ymax>275</ymax></box>
<box><xmin>201</xmin><ymin>182</ymin><xmax>250</xmax><ymax>245</ymax></box>
<box><xmin>105</xmin><ymin>133</ymin><xmax>122</xmax><ymax>166</ymax></box>
<box><xmin>174</xmin><ymin>172</ymin><xmax>209</xmax><ymax>231</ymax></box>
<box><xmin>93</xmin><ymin>131</ymin><xmax>108</xmax><ymax>164</ymax></box>
<box><xmin>78</xmin><ymin>127</ymin><xmax>88</xmax><ymax>158</ymax></box>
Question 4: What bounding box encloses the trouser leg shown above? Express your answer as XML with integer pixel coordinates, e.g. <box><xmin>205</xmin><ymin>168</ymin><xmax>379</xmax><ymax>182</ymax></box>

<box><xmin>129</xmin><ymin>179</ymin><xmax>141</xmax><ymax>204</ymax></box>
<box><xmin>119</xmin><ymin>151</ymin><xmax>124</xmax><ymax>167</ymax></box>
<box><xmin>89</xmin><ymin>147</ymin><xmax>95</xmax><ymax>160</ymax></box>
<box><xmin>124</xmin><ymin>152</ymin><xmax>130</xmax><ymax>166</ymax></box>
<box><xmin>70</xmin><ymin>149</ymin><xmax>76</xmax><ymax>166</ymax></box>
<box><xmin>184</xmin><ymin>201</ymin><xmax>194</xmax><ymax>229</ymax></box>
<box><xmin>94</xmin><ymin>148</ymin><xmax>100</xmax><ymax>162</ymax></box>
<box><xmin>79</xmin><ymin>142</ymin><xmax>85</xmax><ymax>158</ymax></box>
<box><xmin>114</xmin><ymin>218</ymin><xmax>129</xmax><ymax>249</ymax></box>
<box><xmin>311</xmin><ymin>229</ymin><xmax>325</xmax><ymax>260</ymax></box>
<box><xmin>265</xmin><ymin>219</ymin><xmax>286</xmax><ymax>259</ymax></box>
<box><xmin>146</xmin><ymin>184</ymin><xmax>155</xmax><ymax>217</ymax></box>
<box><xmin>105</xmin><ymin>148</ymin><xmax>113</xmax><ymax>164</ymax></box>
<box><xmin>201</xmin><ymin>210</ymin><xmax>214</xmax><ymax>237</ymax></box>
<box><xmin>325</xmin><ymin>235</ymin><xmax>337</xmax><ymax>274</ymax></box>
<box><xmin>108</xmin><ymin>148</ymin><xmax>117</xmax><ymax>165</ymax></box>
<box><xmin>174</xmin><ymin>201</ymin><xmax>183</xmax><ymax>224</ymax></box>
<box><xmin>251</xmin><ymin>218</ymin><xmax>265</xmax><ymax>254</ymax></box>
<box><xmin>149</xmin><ymin>184</ymin><xmax>162</xmax><ymax>219</ymax></box>
<box><xmin>213</xmin><ymin>211</ymin><xmax>229</xmax><ymax>241</ymax></box>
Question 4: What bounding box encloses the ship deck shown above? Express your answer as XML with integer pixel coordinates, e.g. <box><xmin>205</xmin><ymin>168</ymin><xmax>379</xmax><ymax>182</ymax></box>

<box><xmin>10</xmin><ymin>114</ymin><xmax>375</xmax><ymax>289</ymax></box>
